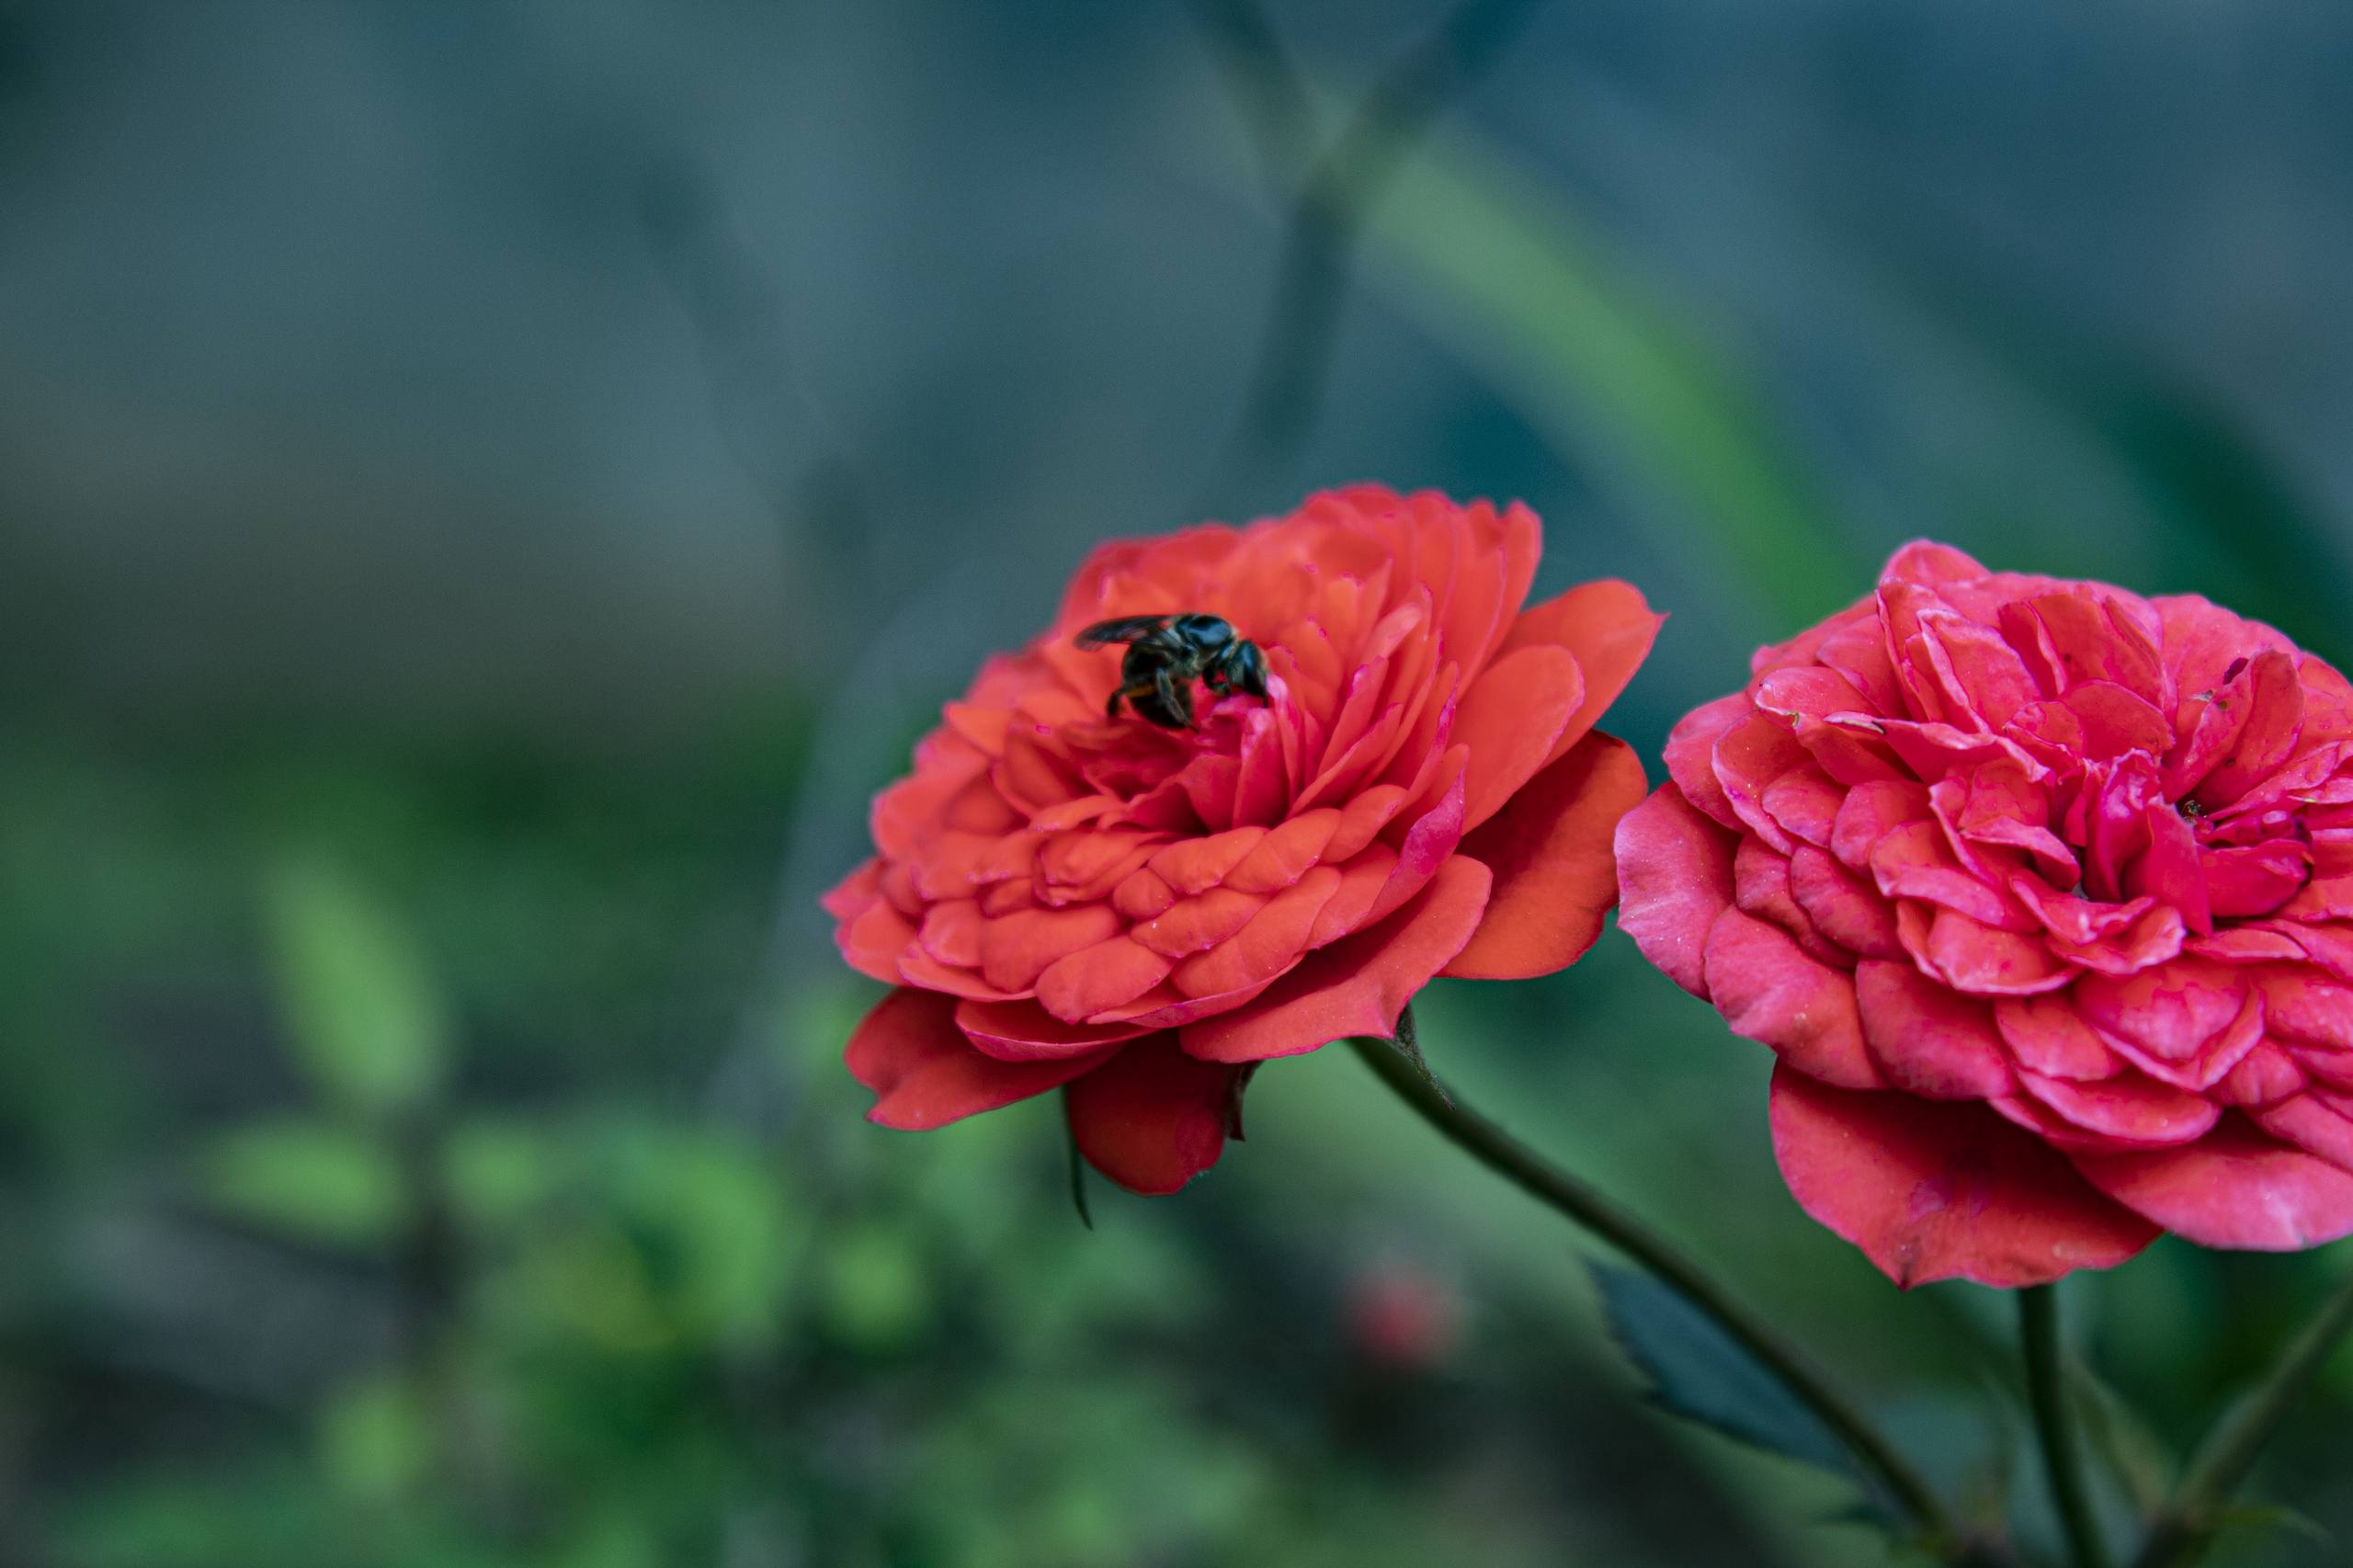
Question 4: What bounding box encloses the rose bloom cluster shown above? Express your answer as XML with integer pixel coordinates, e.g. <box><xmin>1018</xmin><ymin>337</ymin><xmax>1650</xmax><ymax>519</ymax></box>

<box><xmin>829</xmin><ymin>489</ymin><xmax>2353</xmax><ymax>1291</ymax></box>
<box><xmin>825</xmin><ymin>487</ymin><xmax>1657</xmax><ymax>1193</ymax></box>
<box><xmin>1618</xmin><ymin>543</ymin><xmax>2353</xmax><ymax>1285</ymax></box>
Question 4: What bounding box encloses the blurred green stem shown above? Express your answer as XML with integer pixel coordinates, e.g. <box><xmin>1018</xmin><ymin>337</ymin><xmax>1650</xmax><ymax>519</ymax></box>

<box><xmin>2020</xmin><ymin>1285</ymin><xmax>2108</xmax><ymax>1568</ymax></box>
<box><xmin>2130</xmin><ymin>1267</ymin><xmax>2353</xmax><ymax>1568</ymax></box>
<box><xmin>1347</xmin><ymin>1027</ymin><xmax>1966</xmax><ymax>1554</ymax></box>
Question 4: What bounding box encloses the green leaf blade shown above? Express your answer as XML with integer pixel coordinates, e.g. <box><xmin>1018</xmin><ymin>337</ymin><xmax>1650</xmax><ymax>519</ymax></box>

<box><xmin>262</xmin><ymin>853</ymin><xmax>449</xmax><ymax>1118</ymax></box>
<box><xmin>203</xmin><ymin>1119</ymin><xmax>408</xmax><ymax>1246</ymax></box>
<box><xmin>1591</xmin><ymin>1260</ymin><xmax>1861</xmax><ymax>1483</ymax></box>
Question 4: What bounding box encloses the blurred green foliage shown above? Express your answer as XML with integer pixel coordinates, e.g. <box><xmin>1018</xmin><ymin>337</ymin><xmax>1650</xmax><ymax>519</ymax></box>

<box><xmin>6</xmin><ymin>724</ymin><xmax>2351</xmax><ymax>1568</ymax></box>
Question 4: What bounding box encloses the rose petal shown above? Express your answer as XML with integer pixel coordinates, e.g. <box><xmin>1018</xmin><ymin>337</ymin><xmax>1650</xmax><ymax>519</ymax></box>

<box><xmin>821</xmin><ymin>858</ymin><xmax>882</xmax><ymax>921</ymax></box>
<box><xmin>848</xmin><ymin>988</ymin><xmax>1114</xmax><ymax>1130</ymax></box>
<box><xmin>955</xmin><ymin>998</ymin><xmax>1151</xmax><ymax>1062</ymax></box>
<box><xmin>1167</xmin><ymin>865</ymin><xmax>1342</xmax><ymax>998</ymax></box>
<box><xmin>1711</xmin><ymin>711</ymin><xmax>1812</xmax><ymax>856</ymax></box>
<box><xmin>1063</xmin><ymin>1036</ymin><xmax>1237</xmax><ymax>1194</ymax></box>
<box><xmin>1133</xmin><ymin>886</ymin><xmax>1266</xmax><ymax>959</ymax></box>
<box><xmin>1769</xmin><ymin>1065</ymin><xmax>2159</xmax><ymax>1288</ymax></box>
<box><xmin>2019</xmin><ymin>1069</ymin><xmax>2220</xmax><ymax>1147</ymax></box>
<box><xmin>841</xmin><ymin>899</ymin><xmax>919</xmax><ymax>983</ymax></box>
<box><xmin>2072</xmin><ymin>1117</ymin><xmax>2353</xmax><ymax>1250</ymax></box>
<box><xmin>1994</xmin><ymin>995</ymin><xmax>2118</xmax><ymax>1080</ymax></box>
<box><xmin>1787</xmin><ymin>845</ymin><xmax>1904</xmax><ymax>959</ymax></box>
<box><xmin>1496</xmin><ymin>578</ymin><xmax>1664</xmax><ymax>765</ymax></box>
<box><xmin>1614</xmin><ymin>785</ymin><xmax>1740</xmax><ymax>998</ymax></box>
<box><xmin>1855</xmin><ymin>960</ymin><xmax>2016</xmax><ymax>1099</ymax></box>
<box><xmin>2198</xmin><ymin>649</ymin><xmax>2303</xmax><ymax>806</ymax></box>
<box><xmin>1733</xmin><ymin>837</ymin><xmax>1850</xmax><ymax>968</ymax></box>
<box><xmin>1662</xmin><ymin>694</ymin><xmax>1753</xmax><ymax>829</ymax></box>
<box><xmin>1451</xmin><ymin>643</ymin><xmax>1583</xmax><ymax>833</ymax></box>
<box><xmin>1037</xmin><ymin>935</ymin><xmax>1175</xmax><ymax>1022</ymax></box>
<box><xmin>1920</xmin><ymin>908</ymin><xmax>2075</xmax><ymax>995</ymax></box>
<box><xmin>1702</xmin><ymin>909</ymin><xmax>1883</xmax><ymax>1090</ymax></box>
<box><xmin>977</xmin><ymin>904</ymin><xmax>1124</xmax><ymax>992</ymax></box>
<box><xmin>2074</xmin><ymin>959</ymin><xmax>2251</xmax><ymax>1065</ymax></box>
<box><xmin>1830</xmin><ymin>780</ymin><xmax>1933</xmax><ymax>872</ymax></box>
<box><xmin>1181</xmin><ymin>857</ymin><xmax>1493</xmax><ymax>1063</ymax></box>
<box><xmin>2252</xmin><ymin>1093</ymin><xmax>2353</xmax><ymax>1173</ymax></box>
<box><xmin>1446</xmin><ymin>733</ymin><xmax>1646</xmax><ymax>981</ymax></box>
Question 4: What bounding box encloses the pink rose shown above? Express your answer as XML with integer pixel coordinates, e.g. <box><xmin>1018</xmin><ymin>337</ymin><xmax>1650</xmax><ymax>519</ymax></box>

<box><xmin>1616</xmin><ymin>541</ymin><xmax>2353</xmax><ymax>1286</ymax></box>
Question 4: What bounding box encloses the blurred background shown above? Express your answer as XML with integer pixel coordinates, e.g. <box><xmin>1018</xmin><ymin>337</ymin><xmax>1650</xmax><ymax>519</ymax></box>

<box><xmin>6</xmin><ymin>2</ymin><xmax>2353</xmax><ymax>1564</ymax></box>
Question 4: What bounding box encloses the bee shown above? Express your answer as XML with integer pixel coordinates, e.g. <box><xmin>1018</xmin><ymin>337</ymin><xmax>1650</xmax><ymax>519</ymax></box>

<box><xmin>1076</xmin><ymin>612</ymin><xmax>1270</xmax><ymax>729</ymax></box>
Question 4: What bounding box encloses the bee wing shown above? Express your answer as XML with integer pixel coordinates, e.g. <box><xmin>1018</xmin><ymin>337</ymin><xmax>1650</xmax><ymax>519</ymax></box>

<box><xmin>1074</xmin><ymin>615</ymin><xmax>1172</xmax><ymax>648</ymax></box>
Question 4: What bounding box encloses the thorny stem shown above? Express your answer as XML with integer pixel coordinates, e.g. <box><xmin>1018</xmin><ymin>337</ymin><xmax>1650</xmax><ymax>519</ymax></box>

<box><xmin>2020</xmin><ymin>1285</ymin><xmax>2109</xmax><ymax>1568</ymax></box>
<box><xmin>1347</xmin><ymin>1023</ymin><xmax>1974</xmax><ymax>1557</ymax></box>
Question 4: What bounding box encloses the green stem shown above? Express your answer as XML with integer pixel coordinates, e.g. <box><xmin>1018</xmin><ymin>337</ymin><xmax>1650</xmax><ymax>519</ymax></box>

<box><xmin>1347</xmin><ymin>1029</ymin><xmax>1963</xmax><ymax>1552</ymax></box>
<box><xmin>2021</xmin><ymin>1285</ymin><xmax>2109</xmax><ymax>1568</ymax></box>
<box><xmin>2130</xmin><ymin>1267</ymin><xmax>2353</xmax><ymax>1568</ymax></box>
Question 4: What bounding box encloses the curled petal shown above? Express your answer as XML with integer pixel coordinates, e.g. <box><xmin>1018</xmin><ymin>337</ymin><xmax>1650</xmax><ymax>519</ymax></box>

<box><xmin>1497</xmin><ymin>578</ymin><xmax>1664</xmax><ymax>764</ymax></box>
<box><xmin>821</xmin><ymin>858</ymin><xmax>883</xmax><ymax>922</ymax></box>
<box><xmin>1787</xmin><ymin>845</ymin><xmax>1903</xmax><ymax>959</ymax></box>
<box><xmin>1037</xmin><ymin>936</ymin><xmax>1173</xmax><ymax>1022</ymax></box>
<box><xmin>2073</xmin><ymin>1118</ymin><xmax>2353</xmax><ymax>1250</ymax></box>
<box><xmin>2197</xmin><ymin>649</ymin><xmax>2303</xmax><ymax>806</ymax></box>
<box><xmin>2073</xmin><ymin>960</ymin><xmax>2241</xmax><ymax>1056</ymax></box>
<box><xmin>1831</xmin><ymin>780</ymin><xmax>1933</xmax><ymax>872</ymax></box>
<box><xmin>1919</xmin><ymin>908</ymin><xmax>2075</xmax><ymax>995</ymax></box>
<box><xmin>2258</xmin><ymin>968</ymin><xmax>2353</xmax><ymax>1051</ymax></box>
<box><xmin>1614</xmin><ymin>785</ymin><xmax>1740</xmax><ymax>998</ymax></box>
<box><xmin>2019</xmin><ymin>1069</ymin><xmax>2220</xmax><ymax>1148</ymax></box>
<box><xmin>977</xmin><ymin>904</ymin><xmax>1123</xmax><ymax>992</ymax></box>
<box><xmin>1856</xmin><ymin>960</ymin><xmax>2016</xmax><ymax>1099</ymax></box>
<box><xmin>1712</xmin><ymin>711</ymin><xmax>1812</xmax><ymax>856</ymax></box>
<box><xmin>1168</xmin><ymin>866</ymin><xmax>1342</xmax><ymax>998</ymax></box>
<box><xmin>1734</xmin><ymin>838</ymin><xmax>1849</xmax><ymax>968</ymax></box>
<box><xmin>849</xmin><ymin>988</ymin><xmax>1114</xmax><ymax>1130</ymax></box>
<box><xmin>1181</xmin><ymin>857</ymin><xmax>1492</xmax><ymax>1063</ymax></box>
<box><xmin>1994</xmin><ymin>995</ymin><xmax>2118</xmax><ymax>1081</ymax></box>
<box><xmin>1447</xmin><ymin>733</ymin><xmax>1646</xmax><ymax>981</ymax></box>
<box><xmin>1661</xmin><ymin>694</ymin><xmax>1754</xmax><ymax>829</ymax></box>
<box><xmin>1453</xmin><ymin>643</ymin><xmax>1583</xmax><ymax>832</ymax></box>
<box><xmin>841</xmin><ymin>899</ymin><xmax>919</xmax><ymax>983</ymax></box>
<box><xmin>1761</xmin><ymin>767</ymin><xmax>1844</xmax><ymax>849</ymax></box>
<box><xmin>955</xmin><ymin>998</ymin><xmax>1150</xmax><ymax>1062</ymax></box>
<box><xmin>1702</xmin><ymin>909</ymin><xmax>1882</xmax><ymax>1090</ymax></box>
<box><xmin>2221</xmin><ymin>1041</ymin><xmax>2307</xmax><ymax>1108</ymax></box>
<box><xmin>2253</xmin><ymin>1093</ymin><xmax>2353</xmax><ymax>1173</ymax></box>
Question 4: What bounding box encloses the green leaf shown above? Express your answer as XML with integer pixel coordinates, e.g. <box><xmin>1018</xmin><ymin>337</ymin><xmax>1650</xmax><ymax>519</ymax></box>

<box><xmin>262</xmin><ymin>852</ymin><xmax>449</xmax><ymax>1118</ymax></box>
<box><xmin>1591</xmin><ymin>1261</ymin><xmax>1861</xmax><ymax>1483</ymax></box>
<box><xmin>2212</xmin><ymin>1501</ymin><xmax>2332</xmax><ymax>1550</ymax></box>
<box><xmin>203</xmin><ymin>1118</ymin><xmax>408</xmax><ymax>1245</ymax></box>
<box><xmin>317</xmin><ymin>1374</ymin><xmax>434</xmax><ymax>1502</ymax></box>
<box><xmin>440</xmin><ymin>1116</ymin><xmax>562</xmax><ymax>1232</ymax></box>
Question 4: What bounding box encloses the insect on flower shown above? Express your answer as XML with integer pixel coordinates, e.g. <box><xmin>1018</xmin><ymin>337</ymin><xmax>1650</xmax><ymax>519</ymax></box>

<box><xmin>1077</xmin><ymin>612</ymin><xmax>1269</xmax><ymax>729</ymax></box>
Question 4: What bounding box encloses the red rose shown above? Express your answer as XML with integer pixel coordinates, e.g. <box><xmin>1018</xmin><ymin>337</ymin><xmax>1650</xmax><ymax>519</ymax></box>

<box><xmin>827</xmin><ymin>486</ymin><xmax>1657</xmax><ymax>1192</ymax></box>
<box><xmin>1617</xmin><ymin>541</ymin><xmax>2353</xmax><ymax>1287</ymax></box>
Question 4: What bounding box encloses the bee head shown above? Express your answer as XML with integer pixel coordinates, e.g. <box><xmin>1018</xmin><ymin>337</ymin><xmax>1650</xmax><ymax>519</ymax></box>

<box><xmin>1213</xmin><ymin>637</ymin><xmax>1270</xmax><ymax>699</ymax></box>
